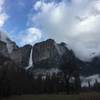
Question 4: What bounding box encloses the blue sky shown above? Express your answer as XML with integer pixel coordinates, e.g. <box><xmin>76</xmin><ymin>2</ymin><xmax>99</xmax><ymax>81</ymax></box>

<box><xmin>1</xmin><ymin>0</ymin><xmax>100</xmax><ymax>61</ymax></box>
<box><xmin>4</xmin><ymin>0</ymin><xmax>37</xmax><ymax>38</ymax></box>
<box><xmin>4</xmin><ymin>0</ymin><xmax>62</xmax><ymax>32</ymax></box>
<box><xmin>2</xmin><ymin>0</ymin><xmax>65</xmax><ymax>44</ymax></box>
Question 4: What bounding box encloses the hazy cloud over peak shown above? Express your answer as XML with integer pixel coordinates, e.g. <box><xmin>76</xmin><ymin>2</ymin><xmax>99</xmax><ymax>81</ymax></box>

<box><xmin>1</xmin><ymin>0</ymin><xmax>100</xmax><ymax>61</ymax></box>
<box><xmin>28</xmin><ymin>0</ymin><xmax>100</xmax><ymax>61</ymax></box>
<box><xmin>18</xmin><ymin>27</ymin><xmax>42</xmax><ymax>46</ymax></box>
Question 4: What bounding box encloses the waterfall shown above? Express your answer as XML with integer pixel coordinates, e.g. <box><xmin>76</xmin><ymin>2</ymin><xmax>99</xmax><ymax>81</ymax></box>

<box><xmin>26</xmin><ymin>48</ymin><xmax>33</xmax><ymax>70</ymax></box>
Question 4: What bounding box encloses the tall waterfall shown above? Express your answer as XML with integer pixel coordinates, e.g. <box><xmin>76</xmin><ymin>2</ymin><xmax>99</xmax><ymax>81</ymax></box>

<box><xmin>26</xmin><ymin>48</ymin><xmax>33</xmax><ymax>70</ymax></box>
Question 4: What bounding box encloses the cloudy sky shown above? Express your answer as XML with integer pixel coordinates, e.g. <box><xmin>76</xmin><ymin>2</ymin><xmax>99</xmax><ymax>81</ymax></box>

<box><xmin>1</xmin><ymin>0</ymin><xmax>100</xmax><ymax>61</ymax></box>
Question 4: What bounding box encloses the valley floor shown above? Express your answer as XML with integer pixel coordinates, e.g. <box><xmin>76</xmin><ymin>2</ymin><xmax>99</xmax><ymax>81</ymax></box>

<box><xmin>1</xmin><ymin>93</ymin><xmax>100</xmax><ymax>100</ymax></box>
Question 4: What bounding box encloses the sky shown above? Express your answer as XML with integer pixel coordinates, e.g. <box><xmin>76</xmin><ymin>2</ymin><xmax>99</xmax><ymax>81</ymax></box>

<box><xmin>1</xmin><ymin>0</ymin><xmax>100</xmax><ymax>61</ymax></box>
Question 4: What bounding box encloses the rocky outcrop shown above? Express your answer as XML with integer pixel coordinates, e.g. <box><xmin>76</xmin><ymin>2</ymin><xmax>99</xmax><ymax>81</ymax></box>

<box><xmin>10</xmin><ymin>45</ymin><xmax>32</xmax><ymax>68</ymax></box>
<box><xmin>6</xmin><ymin>38</ymin><xmax>19</xmax><ymax>53</ymax></box>
<box><xmin>0</xmin><ymin>41</ymin><xmax>9</xmax><ymax>57</ymax></box>
<box><xmin>0</xmin><ymin>53</ymin><xmax>18</xmax><ymax>81</ymax></box>
<box><xmin>32</xmin><ymin>39</ymin><xmax>66</xmax><ymax>69</ymax></box>
<box><xmin>0</xmin><ymin>53</ymin><xmax>17</xmax><ymax>70</ymax></box>
<box><xmin>0</xmin><ymin>34</ymin><xmax>100</xmax><ymax>78</ymax></box>
<box><xmin>0</xmin><ymin>31</ymin><xmax>19</xmax><ymax>54</ymax></box>
<box><xmin>81</xmin><ymin>56</ymin><xmax>100</xmax><ymax>76</ymax></box>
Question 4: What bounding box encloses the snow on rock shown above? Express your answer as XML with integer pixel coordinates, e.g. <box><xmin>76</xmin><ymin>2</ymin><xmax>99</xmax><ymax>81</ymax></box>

<box><xmin>33</xmin><ymin>68</ymin><xmax>61</xmax><ymax>76</ymax></box>
<box><xmin>46</xmin><ymin>68</ymin><xmax>61</xmax><ymax>75</ymax></box>
<box><xmin>81</xmin><ymin>74</ymin><xmax>100</xmax><ymax>87</ymax></box>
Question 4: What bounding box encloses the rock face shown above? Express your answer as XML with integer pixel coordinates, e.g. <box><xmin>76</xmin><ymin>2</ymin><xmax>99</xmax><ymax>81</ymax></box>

<box><xmin>32</xmin><ymin>39</ymin><xmax>100</xmax><ymax>77</ymax></box>
<box><xmin>0</xmin><ymin>41</ymin><xmax>9</xmax><ymax>57</ymax></box>
<box><xmin>10</xmin><ymin>45</ymin><xmax>32</xmax><ymax>68</ymax></box>
<box><xmin>0</xmin><ymin>33</ymin><xmax>100</xmax><ymax>78</ymax></box>
<box><xmin>6</xmin><ymin>38</ymin><xmax>19</xmax><ymax>53</ymax></box>
<box><xmin>0</xmin><ymin>52</ymin><xmax>18</xmax><ymax>82</ymax></box>
<box><xmin>81</xmin><ymin>56</ymin><xmax>100</xmax><ymax>76</ymax></box>
<box><xmin>0</xmin><ymin>53</ymin><xmax>17</xmax><ymax>71</ymax></box>
<box><xmin>91</xmin><ymin>57</ymin><xmax>100</xmax><ymax>74</ymax></box>
<box><xmin>0</xmin><ymin>31</ymin><xmax>18</xmax><ymax>54</ymax></box>
<box><xmin>32</xmin><ymin>39</ymin><xmax>66</xmax><ymax>69</ymax></box>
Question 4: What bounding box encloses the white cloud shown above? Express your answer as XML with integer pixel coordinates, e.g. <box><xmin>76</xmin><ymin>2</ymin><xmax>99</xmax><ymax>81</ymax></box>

<box><xmin>0</xmin><ymin>13</ymin><xmax>8</xmax><ymax>27</ymax></box>
<box><xmin>34</xmin><ymin>1</ymin><xmax>42</xmax><ymax>11</ymax></box>
<box><xmin>0</xmin><ymin>0</ymin><xmax>5</xmax><ymax>13</ymax></box>
<box><xmin>19</xmin><ymin>27</ymin><xmax>42</xmax><ymax>46</ymax></box>
<box><xmin>29</xmin><ymin>0</ymin><xmax>100</xmax><ymax>61</ymax></box>
<box><xmin>0</xmin><ymin>0</ymin><xmax>9</xmax><ymax>28</ymax></box>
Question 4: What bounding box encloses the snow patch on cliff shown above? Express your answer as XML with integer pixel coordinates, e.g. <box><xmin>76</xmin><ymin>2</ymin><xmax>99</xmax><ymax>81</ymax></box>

<box><xmin>81</xmin><ymin>74</ymin><xmax>100</xmax><ymax>87</ymax></box>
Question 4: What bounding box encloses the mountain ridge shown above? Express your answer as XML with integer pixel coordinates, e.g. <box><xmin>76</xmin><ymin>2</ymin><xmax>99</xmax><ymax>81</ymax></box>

<box><xmin>0</xmin><ymin>31</ymin><xmax>100</xmax><ymax>78</ymax></box>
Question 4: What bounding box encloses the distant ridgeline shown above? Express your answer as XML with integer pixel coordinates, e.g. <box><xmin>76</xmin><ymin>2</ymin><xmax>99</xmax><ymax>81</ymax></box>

<box><xmin>0</xmin><ymin>32</ymin><xmax>100</xmax><ymax>96</ymax></box>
